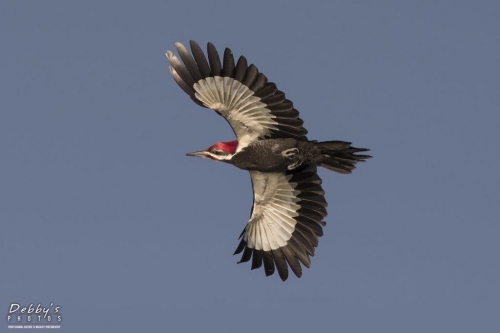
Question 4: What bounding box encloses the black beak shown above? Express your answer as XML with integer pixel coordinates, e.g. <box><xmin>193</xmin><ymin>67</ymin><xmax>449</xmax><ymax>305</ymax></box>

<box><xmin>186</xmin><ymin>150</ymin><xmax>208</xmax><ymax>158</ymax></box>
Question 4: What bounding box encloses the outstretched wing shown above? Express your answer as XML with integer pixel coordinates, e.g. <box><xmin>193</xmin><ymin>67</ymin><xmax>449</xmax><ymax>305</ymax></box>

<box><xmin>234</xmin><ymin>165</ymin><xmax>327</xmax><ymax>281</ymax></box>
<box><xmin>166</xmin><ymin>41</ymin><xmax>308</xmax><ymax>150</ymax></box>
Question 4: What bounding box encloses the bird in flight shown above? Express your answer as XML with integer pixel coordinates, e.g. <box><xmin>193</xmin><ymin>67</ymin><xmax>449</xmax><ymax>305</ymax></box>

<box><xmin>166</xmin><ymin>41</ymin><xmax>371</xmax><ymax>281</ymax></box>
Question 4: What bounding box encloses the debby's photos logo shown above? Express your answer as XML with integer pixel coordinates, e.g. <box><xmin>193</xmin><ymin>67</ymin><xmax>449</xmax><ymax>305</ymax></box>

<box><xmin>6</xmin><ymin>303</ymin><xmax>62</xmax><ymax>329</ymax></box>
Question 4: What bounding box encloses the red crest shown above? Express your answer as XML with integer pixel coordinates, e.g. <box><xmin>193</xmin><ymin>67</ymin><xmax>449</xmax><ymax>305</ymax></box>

<box><xmin>208</xmin><ymin>140</ymin><xmax>238</xmax><ymax>154</ymax></box>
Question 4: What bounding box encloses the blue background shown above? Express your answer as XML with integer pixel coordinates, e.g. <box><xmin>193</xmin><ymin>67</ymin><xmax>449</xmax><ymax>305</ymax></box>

<box><xmin>1</xmin><ymin>1</ymin><xmax>499</xmax><ymax>332</ymax></box>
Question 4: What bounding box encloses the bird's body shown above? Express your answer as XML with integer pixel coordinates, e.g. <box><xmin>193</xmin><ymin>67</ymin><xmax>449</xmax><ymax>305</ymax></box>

<box><xmin>226</xmin><ymin>138</ymin><xmax>308</xmax><ymax>172</ymax></box>
<box><xmin>216</xmin><ymin>138</ymin><xmax>363</xmax><ymax>173</ymax></box>
<box><xmin>166</xmin><ymin>40</ymin><xmax>371</xmax><ymax>281</ymax></box>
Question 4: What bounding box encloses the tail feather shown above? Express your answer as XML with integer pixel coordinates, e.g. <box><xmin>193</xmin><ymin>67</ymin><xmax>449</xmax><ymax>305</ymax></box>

<box><xmin>315</xmin><ymin>141</ymin><xmax>371</xmax><ymax>174</ymax></box>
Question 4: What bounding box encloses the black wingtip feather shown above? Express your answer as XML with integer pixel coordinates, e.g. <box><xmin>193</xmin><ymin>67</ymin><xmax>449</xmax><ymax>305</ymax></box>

<box><xmin>249</xmin><ymin>73</ymin><xmax>267</xmax><ymax>91</ymax></box>
<box><xmin>242</xmin><ymin>64</ymin><xmax>259</xmax><ymax>87</ymax></box>
<box><xmin>261</xmin><ymin>92</ymin><xmax>285</xmax><ymax>105</ymax></box>
<box><xmin>238</xmin><ymin>246</ymin><xmax>252</xmax><ymax>263</ymax></box>
<box><xmin>234</xmin><ymin>56</ymin><xmax>248</xmax><ymax>83</ymax></box>
<box><xmin>254</xmin><ymin>83</ymin><xmax>277</xmax><ymax>99</ymax></box>
<box><xmin>295</xmin><ymin>216</ymin><xmax>324</xmax><ymax>237</ymax></box>
<box><xmin>251</xmin><ymin>249</ymin><xmax>263</xmax><ymax>270</ymax></box>
<box><xmin>233</xmin><ymin>238</ymin><xmax>246</xmax><ymax>255</ymax></box>
<box><xmin>295</xmin><ymin>223</ymin><xmax>319</xmax><ymax>247</ymax></box>
<box><xmin>272</xmin><ymin>249</ymin><xmax>289</xmax><ymax>281</ymax></box>
<box><xmin>206</xmin><ymin>42</ymin><xmax>221</xmax><ymax>76</ymax></box>
<box><xmin>281</xmin><ymin>245</ymin><xmax>302</xmax><ymax>278</ymax></box>
<box><xmin>262</xmin><ymin>251</ymin><xmax>275</xmax><ymax>276</ymax></box>
<box><xmin>291</xmin><ymin>229</ymin><xmax>316</xmax><ymax>256</ymax></box>
<box><xmin>288</xmin><ymin>237</ymin><xmax>312</xmax><ymax>268</ymax></box>
<box><xmin>167</xmin><ymin>52</ymin><xmax>196</xmax><ymax>88</ymax></box>
<box><xmin>189</xmin><ymin>40</ymin><xmax>211</xmax><ymax>78</ymax></box>
<box><xmin>175</xmin><ymin>42</ymin><xmax>203</xmax><ymax>82</ymax></box>
<box><xmin>169</xmin><ymin>66</ymin><xmax>196</xmax><ymax>97</ymax></box>
<box><xmin>222</xmin><ymin>48</ymin><xmax>235</xmax><ymax>78</ymax></box>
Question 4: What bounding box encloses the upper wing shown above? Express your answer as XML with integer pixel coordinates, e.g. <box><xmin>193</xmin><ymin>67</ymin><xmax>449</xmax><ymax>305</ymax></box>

<box><xmin>234</xmin><ymin>165</ymin><xmax>327</xmax><ymax>281</ymax></box>
<box><xmin>166</xmin><ymin>40</ymin><xmax>308</xmax><ymax>150</ymax></box>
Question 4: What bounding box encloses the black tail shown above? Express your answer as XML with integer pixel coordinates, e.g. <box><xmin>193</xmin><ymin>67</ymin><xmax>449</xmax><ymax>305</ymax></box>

<box><xmin>315</xmin><ymin>141</ymin><xmax>371</xmax><ymax>174</ymax></box>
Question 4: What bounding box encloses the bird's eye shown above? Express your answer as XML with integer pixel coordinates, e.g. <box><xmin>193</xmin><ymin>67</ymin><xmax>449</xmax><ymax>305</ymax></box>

<box><xmin>210</xmin><ymin>148</ymin><xmax>226</xmax><ymax>155</ymax></box>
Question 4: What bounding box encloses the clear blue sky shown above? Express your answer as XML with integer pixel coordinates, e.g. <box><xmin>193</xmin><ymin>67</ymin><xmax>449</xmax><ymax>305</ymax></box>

<box><xmin>1</xmin><ymin>1</ymin><xmax>499</xmax><ymax>332</ymax></box>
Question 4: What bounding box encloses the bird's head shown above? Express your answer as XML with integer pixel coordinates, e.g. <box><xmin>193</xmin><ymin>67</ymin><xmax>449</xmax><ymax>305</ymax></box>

<box><xmin>186</xmin><ymin>140</ymin><xmax>238</xmax><ymax>161</ymax></box>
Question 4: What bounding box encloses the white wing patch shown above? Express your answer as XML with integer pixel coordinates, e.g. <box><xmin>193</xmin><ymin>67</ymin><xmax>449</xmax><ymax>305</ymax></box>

<box><xmin>193</xmin><ymin>76</ymin><xmax>279</xmax><ymax>151</ymax></box>
<box><xmin>246</xmin><ymin>171</ymin><xmax>301</xmax><ymax>251</ymax></box>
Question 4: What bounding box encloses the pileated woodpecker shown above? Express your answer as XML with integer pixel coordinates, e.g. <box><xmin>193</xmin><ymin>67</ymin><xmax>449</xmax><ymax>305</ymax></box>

<box><xmin>166</xmin><ymin>41</ymin><xmax>371</xmax><ymax>281</ymax></box>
